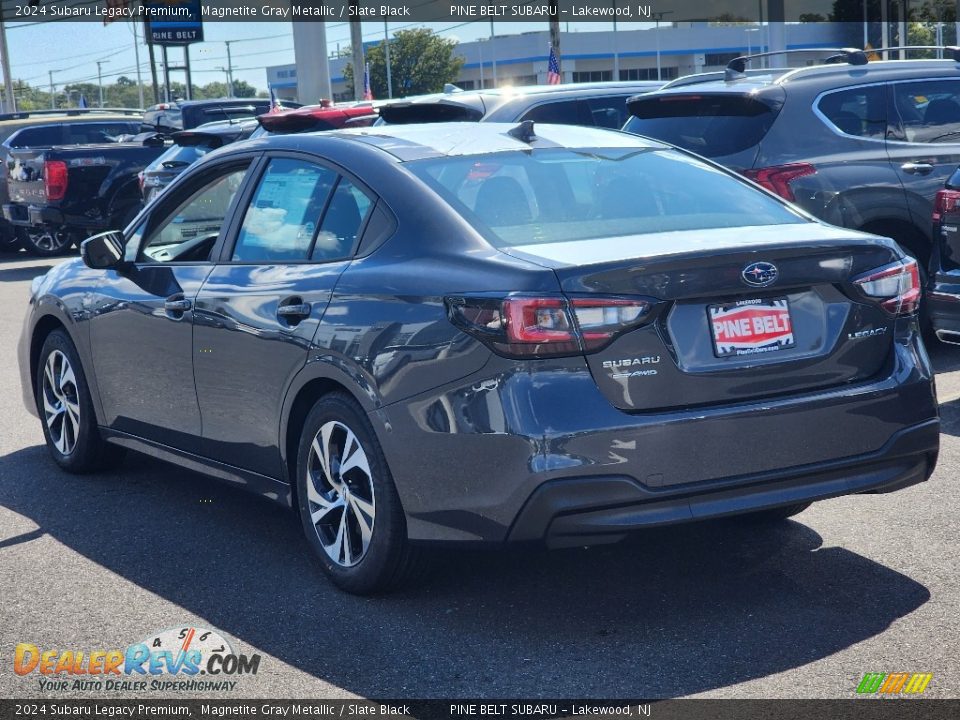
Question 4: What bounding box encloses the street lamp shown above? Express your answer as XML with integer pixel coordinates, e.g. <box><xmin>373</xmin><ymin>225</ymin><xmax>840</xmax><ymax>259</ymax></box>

<box><xmin>746</xmin><ymin>27</ymin><xmax>760</xmax><ymax>57</ymax></box>
<box><xmin>653</xmin><ymin>11</ymin><xmax>673</xmax><ymax>82</ymax></box>
<box><xmin>96</xmin><ymin>59</ymin><xmax>110</xmax><ymax>108</ymax></box>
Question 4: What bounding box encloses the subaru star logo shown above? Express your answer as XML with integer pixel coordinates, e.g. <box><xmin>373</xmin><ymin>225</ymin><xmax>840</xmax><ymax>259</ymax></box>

<box><xmin>742</xmin><ymin>261</ymin><xmax>779</xmax><ymax>287</ymax></box>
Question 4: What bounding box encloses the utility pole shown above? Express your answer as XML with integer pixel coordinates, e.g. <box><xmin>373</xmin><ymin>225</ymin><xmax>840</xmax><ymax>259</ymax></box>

<box><xmin>224</xmin><ymin>40</ymin><xmax>235</xmax><ymax>97</ymax></box>
<box><xmin>147</xmin><ymin>33</ymin><xmax>159</xmax><ymax>105</ymax></box>
<box><xmin>0</xmin><ymin>19</ymin><xmax>16</xmax><ymax>113</ymax></box>
<box><xmin>131</xmin><ymin>17</ymin><xmax>145</xmax><ymax>109</ymax></box>
<box><xmin>96</xmin><ymin>60</ymin><xmax>109</xmax><ymax>108</ymax></box>
<box><xmin>549</xmin><ymin>0</ymin><xmax>561</xmax><ymax>82</ymax></box>
<box><xmin>349</xmin><ymin>6</ymin><xmax>365</xmax><ymax>101</ymax></box>
<box><xmin>49</xmin><ymin>70</ymin><xmax>56</xmax><ymax>109</ymax></box>
<box><xmin>384</xmin><ymin>21</ymin><xmax>393</xmax><ymax>99</ymax></box>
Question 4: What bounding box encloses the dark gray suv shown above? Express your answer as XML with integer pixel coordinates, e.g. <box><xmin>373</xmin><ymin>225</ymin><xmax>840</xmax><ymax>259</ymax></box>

<box><xmin>624</xmin><ymin>53</ymin><xmax>960</xmax><ymax>301</ymax></box>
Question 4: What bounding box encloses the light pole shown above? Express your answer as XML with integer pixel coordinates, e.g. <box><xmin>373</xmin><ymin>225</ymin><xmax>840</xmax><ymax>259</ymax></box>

<box><xmin>653</xmin><ymin>11</ymin><xmax>673</xmax><ymax>82</ymax></box>
<box><xmin>224</xmin><ymin>40</ymin><xmax>235</xmax><ymax>97</ymax></box>
<box><xmin>612</xmin><ymin>0</ymin><xmax>619</xmax><ymax>81</ymax></box>
<box><xmin>96</xmin><ymin>59</ymin><xmax>110</xmax><ymax>108</ymax></box>
<box><xmin>490</xmin><ymin>21</ymin><xmax>497</xmax><ymax>88</ymax></box>
<box><xmin>384</xmin><ymin>21</ymin><xmax>393</xmax><ymax>99</ymax></box>
<box><xmin>746</xmin><ymin>27</ymin><xmax>760</xmax><ymax>57</ymax></box>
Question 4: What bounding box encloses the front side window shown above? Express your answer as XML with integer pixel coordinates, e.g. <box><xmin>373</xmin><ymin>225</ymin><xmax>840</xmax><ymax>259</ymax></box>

<box><xmin>890</xmin><ymin>80</ymin><xmax>960</xmax><ymax>143</ymax></box>
<box><xmin>408</xmin><ymin>148</ymin><xmax>806</xmax><ymax>248</ymax></box>
<box><xmin>817</xmin><ymin>86</ymin><xmax>886</xmax><ymax>139</ymax></box>
<box><xmin>232</xmin><ymin>158</ymin><xmax>337</xmax><ymax>263</ymax></box>
<box><xmin>139</xmin><ymin>166</ymin><xmax>249</xmax><ymax>262</ymax></box>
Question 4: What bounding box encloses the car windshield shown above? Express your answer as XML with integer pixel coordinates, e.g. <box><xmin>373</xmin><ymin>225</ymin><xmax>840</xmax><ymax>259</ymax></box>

<box><xmin>407</xmin><ymin>147</ymin><xmax>806</xmax><ymax>248</ymax></box>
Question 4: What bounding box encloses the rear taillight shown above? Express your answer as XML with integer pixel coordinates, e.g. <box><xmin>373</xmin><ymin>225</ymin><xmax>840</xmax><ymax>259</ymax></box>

<box><xmin>43</xmin><ymin>160</ymin><xmax>68</xmax><ymax>201</ymax></box>
<box><xmin>933</xmin><ymin>188</ymin><xmax>960</xmax><ymax>223</ymax></box>
<box><xmin>446</xmin><ymin>295</ymin><xmax>655</xmax><ymax>358</ymax></box>
<box><xmin>853</xmin><ymin>258</ymin><xmax>922</xmax><ymax>316</ymax></box>
<box><xmin>741</xmin><ymin>163</ymin><xmax>816</xmax><ymax>202</ymax></box>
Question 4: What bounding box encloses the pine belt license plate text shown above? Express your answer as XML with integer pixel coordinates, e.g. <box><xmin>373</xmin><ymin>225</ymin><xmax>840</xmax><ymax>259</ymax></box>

<box><xmin>708</xmin><ymin>297</ymin><xmax>795</xmax><ymax>358</ymax></box>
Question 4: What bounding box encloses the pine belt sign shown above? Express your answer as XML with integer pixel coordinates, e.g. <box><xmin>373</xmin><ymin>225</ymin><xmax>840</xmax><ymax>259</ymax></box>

<box><xmin>146</xmin><ymin>0</ymin><xmax>204</xmax><ymax>46</ymax></box>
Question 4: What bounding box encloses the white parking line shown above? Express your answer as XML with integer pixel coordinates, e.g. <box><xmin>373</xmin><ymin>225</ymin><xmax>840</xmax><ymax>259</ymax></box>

<box><xmin>939</xmin><ymin>389</ymin><xmax>960</xmax><ymax>405</ymax></box>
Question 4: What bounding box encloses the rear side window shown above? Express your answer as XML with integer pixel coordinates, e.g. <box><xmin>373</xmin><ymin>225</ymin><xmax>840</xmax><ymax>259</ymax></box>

<box><xmin>312</xmin><ymin>178</ymin><xmax>373</xmax><ymax>261</ymax></box>
<box><xmin>817</xmin><ymin>86</ymin><xmax>886</xmax><ymax>139</ymax></box>
<box><xmin>8</xmin><ymin>125</ymin><xmax>61</xmax><ymax>147</ymax></box>
<box><xmin>889</xmin><ymin>79</ymin><xmax>960</xmax><ymax>144</ymax></box>
<box><xmin>408</xmin><ymin>147</ymin><xmax>805</xmax><ymax>248</ymax></box>
<box><xmin>624</xmin><ymin>94</ymin><xmax>779</xmax><ymax>158</ymax></box>
<box><xmin>62</xmin><ymin>122</ymin><xmax>138</xmax><ymax>144</ymax></box>
<box><xmin>520</xmin><ymin>100</ymin><xmax>589</xmax><ymax>125</ymax></box>
<box><xmin>233</xmin><ymin>158</ymin><xmax>338</xmax><ymax>263</ymax></box>
<box><xmin>586</xmin><ymin>96</ymin><xmax>632</xmax><ymax>129</ymax></box>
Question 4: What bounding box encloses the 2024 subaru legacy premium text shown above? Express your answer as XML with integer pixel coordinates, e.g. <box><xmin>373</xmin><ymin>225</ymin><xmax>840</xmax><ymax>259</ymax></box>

<box><xmin>18</xmin><ymin>122</ymin><xmax>939</xmax><ymax>593</ymax></box>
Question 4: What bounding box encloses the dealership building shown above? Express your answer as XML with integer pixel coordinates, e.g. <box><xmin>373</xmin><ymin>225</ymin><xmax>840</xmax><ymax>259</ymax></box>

<box><xmin>266</xmin><ymin>23</ymin><xmax>848</xmax><ymax>103</ymax></box>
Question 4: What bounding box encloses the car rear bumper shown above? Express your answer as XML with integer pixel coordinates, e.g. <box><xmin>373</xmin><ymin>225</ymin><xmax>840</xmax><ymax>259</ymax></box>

<box><xmin>2</xmin><ymin>203</ymin><xmax>63</xmax><ymax>227</ymax></box>
<box><xmin>928</xmin><ymin>275</ymin><xmax>960</xmax><ymax>341</ymax></box>
<box><xmin>508</xmin><ymin>419</ymin><xmax>938</xmax><ymax>548</ymax></box>
<box><xmin>380</xmin><ymin>337</ymin><xmax>939</xmax><ymax>544</ymax></box>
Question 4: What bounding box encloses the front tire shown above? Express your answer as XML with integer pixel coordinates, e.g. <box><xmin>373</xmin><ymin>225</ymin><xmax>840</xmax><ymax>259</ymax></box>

<box><xmin>36</xmin><ymin>329</ymin><xmax>123</xmax><ymax>473</ymax></box>
<box><xmin>295</xmin><ymin>393</ymin><xmax>423</xmax><ymax>594</ymax></box>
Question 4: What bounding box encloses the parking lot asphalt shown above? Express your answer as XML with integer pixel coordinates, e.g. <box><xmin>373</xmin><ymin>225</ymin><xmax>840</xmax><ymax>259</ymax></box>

<box><xmin>0</xmin><ymin>250</ymin><xmax>958</xmax><ymax>700</ymax></box>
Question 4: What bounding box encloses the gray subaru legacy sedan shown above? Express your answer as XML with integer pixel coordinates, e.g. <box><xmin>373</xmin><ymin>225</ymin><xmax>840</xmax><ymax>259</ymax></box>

<box><xmin>18</xmin><ymin>122</ymin><xmax>939</xmax><ymax>593</ymax></box>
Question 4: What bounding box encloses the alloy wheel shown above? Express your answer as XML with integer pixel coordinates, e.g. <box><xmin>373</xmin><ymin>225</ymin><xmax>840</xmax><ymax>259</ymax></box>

<box><xmin>306</xmin><ymin>420</ymin><xmax>376</xmax><ymax>567</ymax></box>
<box><xmin>42</xmin><ymin>350</ymin><xmax>80</xmax><ymax>455</ymax></box>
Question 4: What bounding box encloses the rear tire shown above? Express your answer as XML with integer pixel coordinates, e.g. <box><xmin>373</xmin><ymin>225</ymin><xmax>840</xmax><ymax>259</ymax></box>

<box><xmin>18</xmin><ymin>226</ymin><xmax>75</xmax><ymax>257</ymax></box>
<box><xmin>295</xmin><ymin>393</ymin><xmax>426</xmax><ymax>594</ymax></box>
<box><xmin>743</xmin><ymin>502</ymin><xmax>812</xmax><ymax>523</ymax></box>
<box><xmin>36</xmin><ymin>329</ymin><xmax>125</xmax><ymax>473</ymax></box>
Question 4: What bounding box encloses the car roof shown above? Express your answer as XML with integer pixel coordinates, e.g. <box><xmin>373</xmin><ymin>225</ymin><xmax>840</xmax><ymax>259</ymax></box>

<box><xmin>386</xmin><ymin>81</ymin><xmax>662</xmax><ymax>106</ymax></box>
<box><xmin>257</xmin><ymin>121</ymin><xmax>666</xmax><ymax>163</ymax></box>
<box><xmin>178</xmin><ymin>98</ymin><xmax>270</xmax><ymax>108</ymax></box>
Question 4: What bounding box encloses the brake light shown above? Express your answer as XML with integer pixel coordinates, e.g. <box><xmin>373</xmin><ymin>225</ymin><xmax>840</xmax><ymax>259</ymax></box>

<box><xmin>446</xmin><ymin>295</ymin><xmax>655</xmax><ymax>358</ymax></box>
<box><xmin>741</xmin><ymin>163</ymin><xmax>816</xmax><ymax>202</ymax></box>
<box><xmin>43</xmin><ymin>160</ymin><xmax>68</xmax><ymax>201</ymax></box>
<box><xmin>933</xmin><ymin>188</ymin><xmax>960</xmax><ymax>223</ymax></box>
<box><xmin>853</xmin><ymin>258</ymin><xmax>922</xmax><ymax>316</ymax></box>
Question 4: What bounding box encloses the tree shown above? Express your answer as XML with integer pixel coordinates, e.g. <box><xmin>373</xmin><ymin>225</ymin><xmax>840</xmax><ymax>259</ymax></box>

<box><xmin>343</xmin><ymin>28</ymin><xmax>464</xmax><ymax>100</ymax></box>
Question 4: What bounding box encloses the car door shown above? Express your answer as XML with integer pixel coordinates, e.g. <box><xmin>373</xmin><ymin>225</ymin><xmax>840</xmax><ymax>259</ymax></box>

<box><xmin>193</xmin><ymin>153</ymin><xmax>375</xmax><ymax>478</ymax></box>
<box><xmin>885</xmin><ymin>78</ymin><xmax>960</xmax><ymax>240</ymax></box>
<box><xmin>87</xmin><ymin>157</ymin><xmax>255</xmax><ymax>453</ymax></box>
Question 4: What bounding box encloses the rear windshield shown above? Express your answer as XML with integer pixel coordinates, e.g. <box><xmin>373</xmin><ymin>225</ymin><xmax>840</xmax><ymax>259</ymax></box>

<box><xmin>624</xmin><ymin>94</ymin><xmax>778</xmax><ymax>158</ymax></box>
<box><xmin>151</xmin><ymin>144</ymin><xmax>208</xmax><ymax>169</ymax></box>
<box><xmin>407</xmin><ymin>148</ymin><xmax>805</xmax><ymax>248</ymax></box>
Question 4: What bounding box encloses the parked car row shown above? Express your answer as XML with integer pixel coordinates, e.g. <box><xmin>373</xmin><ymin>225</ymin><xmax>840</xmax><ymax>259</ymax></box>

<box><xmin>18</xmin><ymin>52</ymin><xmax>943</xmax><ymax>594</ymax></box>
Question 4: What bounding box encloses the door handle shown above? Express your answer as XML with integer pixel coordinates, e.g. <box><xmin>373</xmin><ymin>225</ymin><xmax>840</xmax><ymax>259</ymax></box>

<box><xmin>164</xmin><ymin>297</ymin><xmax>192</xmax><ymax>313</ymax></box>
<box><xmin>277</xmin><ymin>300</ymin><xmax>311</xmax><ymax>320</ymax></box>
<box><xmin>901</xmin><ymin>162</ymin><xmax>934</xmax><ymax>175</ymax></box>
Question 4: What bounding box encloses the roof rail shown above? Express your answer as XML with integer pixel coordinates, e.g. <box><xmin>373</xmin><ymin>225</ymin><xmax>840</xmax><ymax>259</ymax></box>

<box><xmin>869</xmin><ymin>45</ymin><xmax>960</xmax><ymax>61</ymax></box>
<box><xmin>0</xmin><ymin>107</ymin><xmax>142</xmax><ymax>121</ymax></box>
<box><xmin>725</xmin><ymin>48</ymin><xmax>867</xmax><ymax>80</ymax></box>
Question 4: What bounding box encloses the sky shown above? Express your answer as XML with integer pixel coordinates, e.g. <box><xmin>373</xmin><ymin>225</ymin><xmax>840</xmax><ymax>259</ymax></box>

<box><xmin>3</xmin><ymin>19</ymin><xmax>680</xmax><ymax>99</ymax></box>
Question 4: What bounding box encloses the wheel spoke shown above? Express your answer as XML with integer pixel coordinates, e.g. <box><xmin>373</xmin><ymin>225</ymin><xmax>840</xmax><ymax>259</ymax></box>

<box><xmin>310</xmin><ymin>495</ymin><xmax>343</xmax><ymax>525</ymax></box>
<box><xmin>350</xmin><ymin>499</ymin><xmax>373</xmax><ymax>551</ymax></box>
<box><xmin>329</xmin><ymin>512</ymin><xmax>346</xmax><ymax>564</ymax></box>
<box><xmin>44</xmin><ymin>356</ymin><xmax>58</xmax><ymax>396</ymax></box>
<box><xmin>340</xmin><ymin>509</ymin><xmax>353</xmax><ymax>565</ymax></box>
<box><xmin>42</xmin><ymin>390</ymin><xmax>62</xmax><ymax>421</ymax></box>
<box><xmin>339</xmin><ymin>429</ymin><xmax>370</xmax><ymax>478</ymax></box>
<box><xmin>58</xmin><ymin>362</ymin><xmax>76</xmax><ymax>396</ymax></box>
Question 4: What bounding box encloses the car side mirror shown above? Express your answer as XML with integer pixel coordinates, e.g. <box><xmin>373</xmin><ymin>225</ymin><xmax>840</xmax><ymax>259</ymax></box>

<box><xmin>81</xmin><ymin>230</ymin><xmax>126</xmax><ymax>270</ymax></box>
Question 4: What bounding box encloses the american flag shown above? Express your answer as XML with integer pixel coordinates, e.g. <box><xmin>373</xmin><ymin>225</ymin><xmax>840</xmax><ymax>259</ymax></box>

<box><xmin>363</xmin><ymin>63</ymin><xmax>374</xmax><ymax>101</ymax></box>
<box><xmin>547</xmin><ymin>45</ymin><xmax>561</xmax><ymax>85</ymax></box>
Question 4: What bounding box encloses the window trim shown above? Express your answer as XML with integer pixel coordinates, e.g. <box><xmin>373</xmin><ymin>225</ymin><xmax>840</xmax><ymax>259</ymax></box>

<box><xmin>130</xmin><ymin>153</ymin><xmax>263</xmax><ymax>267</ymax></box>
<box><xmin>218</xmin><ymin>150</ymin><xmax>377</xmax><ymax>266</ymax></box>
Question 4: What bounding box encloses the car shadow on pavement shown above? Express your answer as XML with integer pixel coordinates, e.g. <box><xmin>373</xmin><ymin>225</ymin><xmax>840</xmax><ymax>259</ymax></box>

<box><xmin>938</xmin><ymin>397</ymin><xmax>960</xmax><ymax>436</ymax></box>
<box><xmin>0</xmin><ymin>445</ymin><xmax>930</xmax><ymax>698</ymax></box>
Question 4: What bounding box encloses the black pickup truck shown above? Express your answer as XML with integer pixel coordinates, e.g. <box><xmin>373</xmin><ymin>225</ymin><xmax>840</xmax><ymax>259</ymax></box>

<box><xmin>3</xmin><ymin>134</ymin><xmax>167</xmax><ymax>256</ymax></box>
